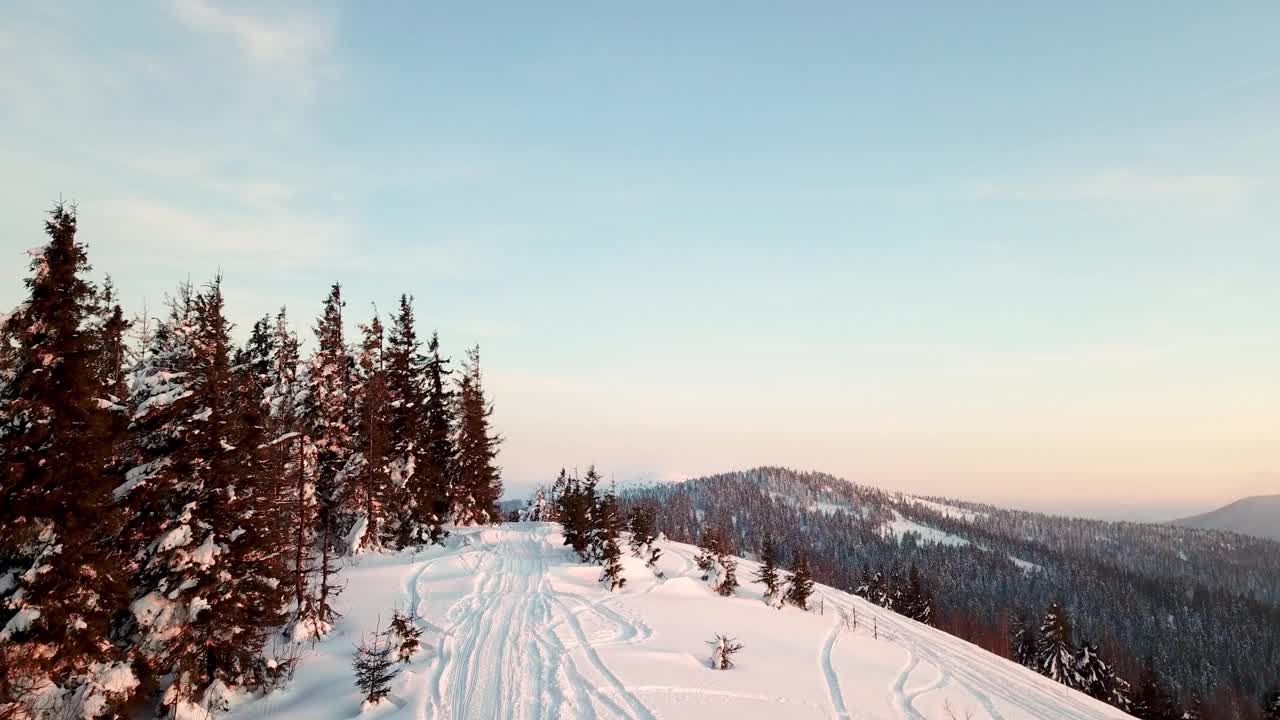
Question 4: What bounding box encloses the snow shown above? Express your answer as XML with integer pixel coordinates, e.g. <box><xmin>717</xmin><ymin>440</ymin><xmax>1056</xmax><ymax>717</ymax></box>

<box><xmin>907</xmin><ymin>497</ymin><xmax>988</xmax><ymax>522</ymax></box>
<box><xmin>883</xmin><ymin>511</ymin><xmax>973</xmax><ymax>547</ymax></box>
<box><xmin>1009</xmin><ymin>556</ymin><xmax>1042</xmax><ymax>573</ymax></box>
<box><xmin>0</xmin><ymin>606</ymin><xmax>40</xmax><ymax>639</ymax></box>
<box><xmin>225</xmin><ymin>523</ymin><xmax>1128</xmax><ymax>720</ymax></box>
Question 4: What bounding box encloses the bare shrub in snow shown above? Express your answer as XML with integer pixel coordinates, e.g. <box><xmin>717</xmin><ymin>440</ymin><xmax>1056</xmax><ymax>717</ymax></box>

<box><xmin>706</xmin><ymin>634</ymin><xmax>744</xmax><ymax>670</ymax></box>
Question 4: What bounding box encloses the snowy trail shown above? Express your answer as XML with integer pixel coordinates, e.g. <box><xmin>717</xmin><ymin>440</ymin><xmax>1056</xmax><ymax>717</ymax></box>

<box><xmin>225</xmin><ymin>523</ymin><xmax>1132</xmax><ymax>720</ymax></box>
<box><xmin>418</xmin><ymin>525</ymin><xmax>653</xmax><ymax>720</ymax></box>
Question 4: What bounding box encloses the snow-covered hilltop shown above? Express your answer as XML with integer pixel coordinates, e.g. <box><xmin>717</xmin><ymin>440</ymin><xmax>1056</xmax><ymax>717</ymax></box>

<box><xmin>225</xmin><ymin>523</ymin><xmax>1128</xmax><ymax>720</ymax></box>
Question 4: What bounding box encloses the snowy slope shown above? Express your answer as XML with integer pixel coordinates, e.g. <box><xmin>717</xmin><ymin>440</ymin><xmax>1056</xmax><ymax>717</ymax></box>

<box><xmin>225</xmin><ymin>523</ymin><xmax>1130</xmax><ymax>720</ymax></box>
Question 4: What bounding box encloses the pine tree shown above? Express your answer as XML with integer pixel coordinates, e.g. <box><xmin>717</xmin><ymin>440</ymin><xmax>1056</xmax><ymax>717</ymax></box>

<box><xmin>715</xmin><ymin>554</ymin><xmax>739</xmax><ymax>597</ymax></box>
<box><xmin>1037</xmin><ymin>601</ymin><xmax>1080</xmax><ymax>689</ymax></box>
<box><xmin>387</xmin><ymin>610</ymin><xmax>423</xmax><ymax>663</ymax></box>
<box><xmin>122</xmin><ymin>278</ymin><xmax>288</xmax><ymax>710</ymax></box>
<box><xmin>905</xmin><ymin>564</ymin><xmax>934</xmax><ymax>625</ymax></box>
<box><xmin>784</xmin><ymin>552</ymin><xmax>815</xmax><ymax>610</ymax></box>
<box><xmin>453</xmin><ymin>346</ymin><xmax>502</xmax><ymax>525</ymax></box>
<box><xmin>304</xmin><ymin>284</ymin><xmax>353</xmax><ymax>631</ymax></box>
<box><xmin>87</xmin><ymin>275</ymin><xmax>130</xmax><ymax>402</ymax></box>
<box><xmin>695</xmin><ymin>529</ymin><xmax>722</xmax><ymax>583</ymax></box>
<box><xmin>384</xmin><ymin>295</ymin><xmax>429</xmax><ymax>547</ymax></box>
<box><xmin>352</xmin><ymin>624</ymin><xmax>399</xmax><ymax>706</ymax></box>
<box><xmin>345</xmin><ymin>314</ymin><xmax>390</xmax><ymax>551</ymax></box>
<box><xmin>1009</xmin><ymin>614</ymin><xmax>1038</xmax><ymax>667</ymax></box>
<box><xmin>1131</xmin><ymin>657</ymin><xmax>1176</xmax><ymax>720</ymax></box>
<box><xmin>594</xmin><ymin>489</ymin><xmax>627</xmax><ymax>591</ymax></box>
<box><xmin>752</xmin><ymin>535</ymin><xmax>782</xmax><ymax>603</ymax></box>
<box><xmin>0</xmin><ymin>205</ymin><xmax>137</xmax><ymax>718</ymax></box>
<box><xmin>555</xmin><ymin>470</ymin><xmax>592</xmax><ymax>559</ymax></box>
<box><xmin>626</xmin><ymin>506</ymin><xmax>661</xmax><ymax>571</ymax></box>
<box><xmin>422</xmin><ymin>331</ymin><xmax>455</xmax><ymax>537</ymax></box>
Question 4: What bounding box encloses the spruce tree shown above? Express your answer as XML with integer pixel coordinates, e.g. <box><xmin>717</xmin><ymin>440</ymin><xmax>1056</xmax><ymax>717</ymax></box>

<box><xmin>1036</xmin><ymin>601</ymin><xmax>1080</xmax><ymax>689</ymax></box>
<box><xmin>422</xmin><ymin>331</ymin><xmax>455</xmax><ymax>538</ymax></box>
<box><xmin>346</xmin><ymin>315</ymin><xmax>390</xmax><ymax>551</ymax></box>
<box><xmin>87</xmin><ymin>275</ymin><xmax>129</xmax><ymax>402</ymax></box>
<box><xmin>123</xmin><ymin>278</ymin><xmax>288</xmax><ymax>710</ymax></box>
<box><xmin>595</xmin><ymin>489</ymin><xmax>627</xmax><ymax>591</ymax></box>
<box><xmin>695</xmin><ymin>529</ymin><xmax>722</xmax><ymax>583</ymax></box>
<box><xmin>1131</xmin><ymin>657</ymin><xmax>1176</xmax><ymax>720</ymax></box>
<box><xmin>352</xmin><ymin>625</ymin><xmax>398</xmax><ymax>706</ymax></box>
<box><xmin>304</xmin><ymin>284</ymin><xmax>353</xmax><ymax>629</ymax></box>
<box><xmin>384</xmin><ymin>295</ymin><xmax>430</xmax><ymax>547</ymax></box>
<box><xmin>1009</xmin><ymin>614</ymin><xmax>1038</xmax><ymax>668</ymax></box>
<box><xmin>555</xmin><ymin>470</ymin><xmax>591</xmax><ymax>559</ymax></box>
<box><xmin>752</xmin><ymin>535</ymin><xmax>782</xmax><ymax>603</ymax></box>
<box><xmin>905</xmin><ymin>564</ymin><xmax>934</xmax><ymax>625</ymax></box>
<box><xmin>784</xmin><ymin>552</ymin><xmax>815</xmax><ymax>610</ymax></box>
<box><xmin>388</xmin><ymin>610</ymin><xmax>423</xmax><ymax>663</ymax></box>
<box><xmin>453</xmin><ymin>346</ymin><xmax>502</xmax><ymax>525</ymax></box>
<box><xmin>0</xmin><ymin>205</ymin><xmax>137</xmax><ymax>718</ymax></box>
<box><xmin>715</xmin><ymin>554</ymin><xmax>739</xmax><ymax>597</ymax></box>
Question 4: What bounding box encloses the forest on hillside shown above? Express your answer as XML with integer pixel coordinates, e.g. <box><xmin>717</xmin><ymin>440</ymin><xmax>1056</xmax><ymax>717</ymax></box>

<box><xmin>619</xmin><ymin>467</ymin><xmax>1280</xmax><ymax>720</ymax></box>
<box><xmin>0</xmin><ymin>206</ymin><xmax>503</xmax><ymax>719</ymax></box>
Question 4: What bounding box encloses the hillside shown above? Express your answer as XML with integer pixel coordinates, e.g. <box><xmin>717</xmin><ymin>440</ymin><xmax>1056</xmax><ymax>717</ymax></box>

<box><xmin>1171</xmin><ymin>495</ymin><xmax>1280</xmax><ymax>541</ymax></box>
<box><xmin>619</xmin><ymin>467</ymin><xmax>1280</xmax><ymax>706</ymax></box>
<box><xmin>223</xmin><ymin>523</ymin><xmax>1129</xmax><ymax>720</ymax></box>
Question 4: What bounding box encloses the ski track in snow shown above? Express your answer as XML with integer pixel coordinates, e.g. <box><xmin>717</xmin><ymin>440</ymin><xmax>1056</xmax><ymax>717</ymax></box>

<box><xmin>419</xmin><ymin>526</ymin><xmax>654</xmax><ymax>720</ymax></box>
<box><xmin>820</xmin><ymin>620</ymin><xmax>851</xmax><ymax>719</ymax></box>
<box><xmin>226</xmin><ymin>523</ymin><xmax>1131</xmax><ymax>720</ymax></box>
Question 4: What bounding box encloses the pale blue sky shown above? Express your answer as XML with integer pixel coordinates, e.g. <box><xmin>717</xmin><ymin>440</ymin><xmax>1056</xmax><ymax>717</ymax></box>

<box><xmin>2</xmin><ymin>2</ymin><xmax>1278</xmax><ymax>518</ymax></box>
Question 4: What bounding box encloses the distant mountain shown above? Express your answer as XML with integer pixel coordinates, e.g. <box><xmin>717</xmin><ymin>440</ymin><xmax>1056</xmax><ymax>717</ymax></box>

<box><xmin>620</xmin><ymin>467</ymin><xmax>1280</xmax><ymax>706</ymax></box>
<box><xmin>1171</xmin><ymin>494</ymin><xmax>1280</xmax><ymax>540</ymax></box>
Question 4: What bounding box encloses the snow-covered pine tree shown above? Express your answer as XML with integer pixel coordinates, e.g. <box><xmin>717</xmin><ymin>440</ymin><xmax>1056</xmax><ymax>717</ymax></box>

<box><xmin>784</xmin><ymin>552</ymin><xmax>815</xmax><ymax>610</ymax></box>
<box><xmin>555</xmin><ymin>470</ymin><xmax>592</xmax><ymax>559</ymax></box>
<box><xmin>122</xmin><ymin>278</ymin><xmax>288</xmax><ymax>711</ymax></box>
<box><xmin>523</xmin><ymin>486</ymin><xmax>550</xmax><ymax>521</ymax></box>
<box><xmin>0</xmin><ymin>205</ymin><xmax>137</xmax><ymax>719</ymax></box>
<box><xmin>387</xmin><ymin>610</ymin><xmax>423</xmax><ymax>663</ymax></box>
<box><xmin>715</xmin><ymin>554</ymin><xmax>739</xmax><ymax>597</ymax></box>
<box><xmin>1036</xmin><ymin>601</ymin><xmax>1081</xmax><ymax>690</ymax></box>
<box><xmin>344</xmin><ymin>314</ymin><xmax>391</xmax><ymax>552</ymax></box>
<box><xmin>383</xmin><ymin>295</ymin><xmax>429</xmax><ymax>547</ymax></box>
<box><xmin>594</xmin><ymin>489</ymin><xmax>627</xmax><ymax>591</ymax></box>
<box><xmin>905</xmin><ymin>564</ymin><xmax>934</xmax><ymax>625</ymax></box>
<box><xmin>422</xmin><ymin>331</ymin><xmax>456</xmax><ymax>538</ymax></box>
<box><xmin>694</xmin><ymin>529</ymin><xmax>723</xmax><ymax>583</ymax></box>
<box><xmin>1009</xmin><ymin>613</ymin><xmax>1038</xmax><ymax>668</ymax></box>
<box><xmin>304</xmin><ymin>284</ymin><xmax>353</xmax><ymax>629</ymax></box>
<box><xmin>752</xmin><ymin>535</ymin><xmax>782</xmax><ymax>604</ymax></box>
<box><xmin>264</xmin><ymin>308</ymin><xmax>320</xmax><ymax>632</ymax></box>
<box><xmin>453</xmin><ymin>345</ymin><xmax>502</xmax><ymax>525</ymax></box>
<box><xmin>1075</xmin><ymin>642</ymin><xmax>1110</xmax><ymax>703</ymax></box>
<box><xmin>352</xmin><ymin>624</ymin><xmax>398</xmax><ymax>707</ymax></box>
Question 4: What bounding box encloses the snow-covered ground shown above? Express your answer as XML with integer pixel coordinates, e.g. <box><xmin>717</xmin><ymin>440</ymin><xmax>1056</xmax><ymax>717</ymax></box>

<box><xmin>226</xmin><ymin>523</ymin><xmax>1127</xmax><ymax>720</ymax></box>
<box><xmin>882</xmin><ymin>510</ymin><xmax>973</xmax><ymax>548</ymax></box>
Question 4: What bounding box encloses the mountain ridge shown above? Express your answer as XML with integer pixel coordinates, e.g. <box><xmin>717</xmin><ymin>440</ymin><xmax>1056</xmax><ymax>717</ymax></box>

<box><xmin>1170</xmin><ymin>494</ymin><xmax>1280</xmax><ymax>541</ymax></box>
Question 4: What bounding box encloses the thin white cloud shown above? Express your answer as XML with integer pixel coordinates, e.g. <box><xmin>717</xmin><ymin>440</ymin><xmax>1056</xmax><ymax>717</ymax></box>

<box><xmin>169</xmin><ymin>0</ymin><xmax>333</xmax><ymax>66</ymax></box>
<box><xmin>975</xmin><ymin>169</ymin><xmax>1252</xmax><ymax>212</ymax></box>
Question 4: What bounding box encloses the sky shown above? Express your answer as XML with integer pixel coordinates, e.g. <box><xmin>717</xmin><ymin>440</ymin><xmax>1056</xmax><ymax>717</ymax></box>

<box><xmin>2</xmin><ymin>2</ymin><xmax>1278</xmax><ymax>521</ymax></box>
